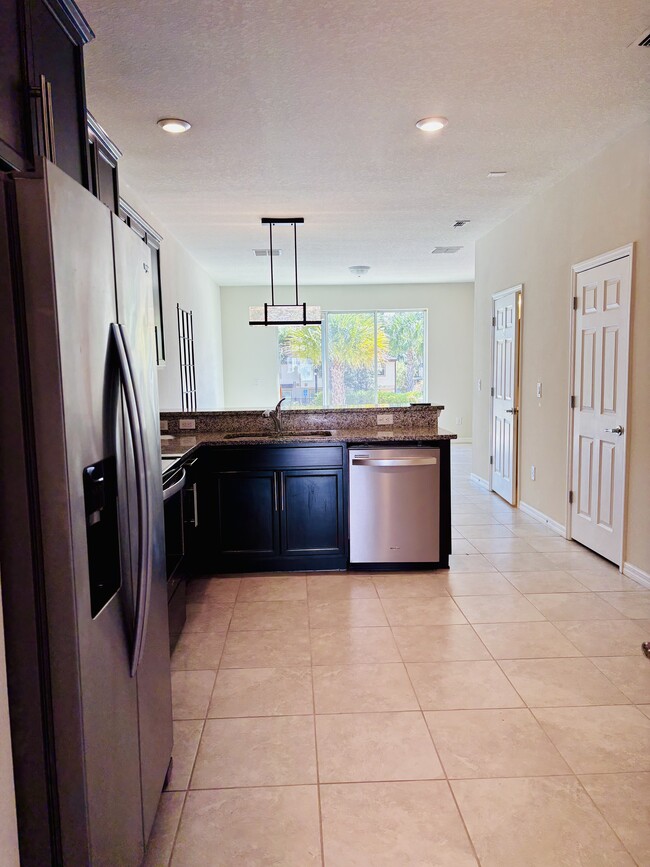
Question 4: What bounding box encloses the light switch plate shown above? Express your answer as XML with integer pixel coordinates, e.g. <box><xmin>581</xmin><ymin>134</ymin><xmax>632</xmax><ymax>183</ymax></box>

<box><xmin>179</xmin><ymin>418</ymin><xmax>196</xmax><ymax>430</ymax></box>
<box><xmin>160</xmin><ymin>419</ymin><xmax>169</xmax><ymax>431</ymax></box>
<box><xmin>536</xmin><ymin>381</ymin><xmax>543</xmax><ymax>399</ymax></box>
<box><xmin>377</xmin><ymin>414</ymin><xmax>394</xmax><ymax>425</ymax></box>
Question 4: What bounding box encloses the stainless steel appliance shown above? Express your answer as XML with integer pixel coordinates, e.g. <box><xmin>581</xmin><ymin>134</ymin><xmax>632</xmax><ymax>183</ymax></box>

<box><xmin>0</xmin><ymin>159</ymin><xmax>172</xmax><ymax>865</ymax></box>
<box><xmin>349</xmin><ymin>447</ymin><xmax>440</xmax><ymax>564</ymax></box>
<box><xmin>163</xmin><ymin>460</ymin><xmax>188</xmax><ymax>648</ymax></box>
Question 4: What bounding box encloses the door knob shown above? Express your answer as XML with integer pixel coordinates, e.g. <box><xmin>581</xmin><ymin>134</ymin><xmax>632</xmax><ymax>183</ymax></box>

<box><xmin>643</xmin><ymin>641</ymin><xmax>650</xmax><ymax>660</ymax></box>
<box><xmin>604</xmin><ymin>425</ymin><xmax>624</xmax><ymax>435</ymax></box>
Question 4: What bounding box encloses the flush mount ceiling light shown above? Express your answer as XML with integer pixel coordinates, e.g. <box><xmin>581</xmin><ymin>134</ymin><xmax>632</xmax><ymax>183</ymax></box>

<box><xmin>487</xmin><ymin>171</ymin><xmax>507</xmax><ymax>178</ymax></box>
<box><xmin>415</xmin><ymin>116</ymin><xmax>448</xmax><ymax>132</ymax></box>
<box><xmin>249</xmin><ymin>218</ymin><xmax>321</xmax><ymax>327</ymax></box>
<box><xmin>157</xmin><ymin>118</ymin><xmax>191</xmax><ymax>134</ymax></box>
<box><xmin>349</xmin><ymin>265</ymin><xmax>370</xmax><ymax>277</ymax></box>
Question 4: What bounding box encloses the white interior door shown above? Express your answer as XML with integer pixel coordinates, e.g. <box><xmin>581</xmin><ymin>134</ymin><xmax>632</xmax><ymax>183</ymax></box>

<box><xmin>571</xmin><ymin>255</ymin><xmax>631</xmax><ymax>564</ymax></box>
<box><xmin>491</xmin><ymin>288</ymin><xmax>520</xmax><ymax>504</ymax></box>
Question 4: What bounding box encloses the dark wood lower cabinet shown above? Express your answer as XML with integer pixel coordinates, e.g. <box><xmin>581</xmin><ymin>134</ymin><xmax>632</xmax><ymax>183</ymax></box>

<box><xmin>198</xmin><ymin>446</ymin><xmax>347</xmax><ymax>572</ymax></box>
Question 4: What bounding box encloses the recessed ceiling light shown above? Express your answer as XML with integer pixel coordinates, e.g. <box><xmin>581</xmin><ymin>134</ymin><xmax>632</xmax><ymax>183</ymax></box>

<box><xmin>415</xmin><ymin>117</ymin><xmax>448</xmax><ymax>132</ymax></box>
<box><xmin>157</xmin><ymin>118</ymin><xmax>191</xmax><ymax>134</ymax></box>
<box><xmin>487</xmin><ymin>171</ymin><xmax>507</xmax><ymax>178</ymax></box>
<box><xmin>349</xmin><ymin>265</ymin><xmax>370</xmax><ymax>277</ymax></box>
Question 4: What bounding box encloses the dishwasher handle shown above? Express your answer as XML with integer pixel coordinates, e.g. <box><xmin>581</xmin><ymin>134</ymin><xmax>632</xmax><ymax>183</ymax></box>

<box><xmin>352</xmin><ymin>457</ymin><xmax>438</xmax><ymax>467</ymax></box>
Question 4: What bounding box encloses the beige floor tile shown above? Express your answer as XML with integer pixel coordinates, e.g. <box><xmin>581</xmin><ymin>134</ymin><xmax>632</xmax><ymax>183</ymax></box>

<box><xmin>229</xmin><ymin>600</ymin><xmax>308</xmax><ymax>631</ymax></box>
<box><xmin>208</xmin><ymin>667</ymin><xmax>313</xmax><ymax>717</ymax></box>
<box><xmin>220</xmin><ymin>628</ymin><xmax>311</xmax><ymax>668</ymax></box>
<box><xmin>310</xmin><ymin>627</ymin><xmax>401</xmax><ymax>664</ymax></box>
<box><xmin>500</xmin><ymin>658</ymin><xmax>630</xmax><ymax>707</ymax></box>
<box><xmin>191</xmin><ymin>716</ymin><xmax>317</xmax><ymax>788</ymax></box>
<box><xmin>381</xmin><ymin>597</ymin><xmax>467</xmax><ymax>626</ymax></box>
<box><xmin>171</xmin><ymin>671</ymin><xmax>216</xmax><ymax>720</ymax></box>
<box><xmin>407</xmin><ymin>661</ymin><xmax>524</xmax><ymax>709</ymax></box>
<box><xmin>569</xmin><ymin>570</ymin><xmax>646</xmax><ymax>591</ymax></box>
<box><xmin>392</xmin><ymin>625</ymin><xmax>491</xmax><ymax>662</ymax></box>
<box><xmin>143</xmin><ymin>791</ymin><xmax>184</xmax><ymax>867</ymax></box>
<box><xmin>474</xmin><ymin>621</ymin><xmax>581</xmax><ymax>659</ymax></box>
<box><xmin>455</xmin><ymin>594</ymin><xmax>546</xmax><ymax>623</ymax></box>
<box><xmin>483</xmin><ymin>552</ymin><xmax>555</xmax><ymax>572</ymax></box>
<box><xmin>451</xmin><ymin>527</ymin><xmax>464</xmax><ymax>539</ymax></box>
<box><xmin>236</xmin><ymin>575</ymin><xmax>307</xmax><ymax>602</ymax></box>
<box><xmin>170</xmin><ymin>631</ymin><xmax>226</xmax><ymax>670</ymax></box>
<box><xmin>579</xmin><ymin>772</ymin><xmax>650</xmax><ymax>867</ymax></box>
<box><xmin>183</xmin><ymin>602</ymin><xmax>233</xmax><ymax>633</ymax></box>
<box><xmin>468</xmin><ymin>537</ymin><xmax>535</xmax><ymax>554</ymax></box>
<box><xmin>451</xmin><ymin>513</ymin><xmax>500</xmax><ymax>525</ymax></box>
<box><xmin>447</xmin><ymin>554</ymin><xmax>497</xmax><ymax>572</ymax></box>
<box><xmin>452</xmin><ymin>502</ymin><xmax>491</xmax><ymax>514</ymax></box>
<box><xmin>308</xmin><ymin>598</ymin><xmax>388</xmax><ymax>628</ymax></box>
<box><xmin>452</xmin><ymin>539</ymin><xmax>481</xmax><ymax>554</ymax></box>
<box><xmin>186</xmin><ymin>576</ymin><xmax>240</xmax><ymax>604</ymax></box>
<box><xmin>166</xmin><ymin>720</ymin><xmax>203</xmax><ymax>791</ymax></box>
<box><xmin>597</xmin><ymin>591</ymin><xmax>650</xmax><ymax>619</ymax></box>
<box><xmin>443</xmin><ymin>572</ymin><xmax>520</xmax><ymax>596</ymax></box>
<box><xmin>527</xmin><ymin>537</ymin><xmax>583</xmax><ymax>552</ymax></box>
<box><xmin>451</xmin><ymin>776</ymin><xmax>634</xmax><ymax>867</ymax></box>
<box><xmin>590</xmin><ymin>655</ymin><xmax>650</xmax><ymax>703</ymax></box>
<box><xmin>554</xmin><ymin>619</ymin><xmax>648</xmax><ymax>656</ymax></box>
<box><xmin>509</xmin><ymin>524</ymin><xmax>558</xmax><ymax>538</ymax></box>
<box><xmin>426</xmin><ymin>709</ymin><xmax>569</xmax><ymax>778</ymax></box>
<box><xmin>504</xmin><ymin>570</ymin><xmax>587</xmax><ymax>593</ymax></box>
<box><xmin>526</xmin><ymin>592</ymin><xmax>624</xmax><ymax>621</ymax></box>
<box><xmin>489</xmin><ymin>511</ymin><xmax>539</xmax><ymax>525</ymax></box>
<box><xmin>533</xmin><ymin>705</ymin><xmax>650</xmax><ymax>773</ymax></box>
<box><xmin>455</xmin><ymin>524</ymin><xmax>515</xmax><ymax>538</ymax></box>
<box><xmin>316</xmin><ymin>711</ymin><xmax>443</xmax><ymax>782</ymax></box>
<box><xmin>320</xmin><ymin>780</ymin><xmax>478</xmax><ymax>867</ymax></box>
<box><xmin>372</xmin><ymin>573</ymin><xmax>450</xmax><ymax>597</ymax></box>
<box><xmin>544</xmin><ymin>552</ymin><xmax>617</xmax><ymax>573</ymax></box>
<box><xmin>639</xmin><ymin>705</ymin><xmax>650</xmax><ymax>719</ymax></box>
<box><xmin>312</xmin><ymin>663</ymin><xmax>418</xmax><ymax>713</ymax></box>
<box><xmin>171</xmin><ymin>787</ymin><xmax>321</xmax><ymax>866</ymax></box>
<box><xmin>307</xmin><ymin>573</ymin><xmax>377</xmax><ymax>599</ymax></box>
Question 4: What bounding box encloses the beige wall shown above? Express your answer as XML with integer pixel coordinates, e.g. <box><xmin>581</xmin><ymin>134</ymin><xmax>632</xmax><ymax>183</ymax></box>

<box><xmin>0</xmin><ymin>576</ymin><xmax>19</xmax><ymax>867</ymax></box>
<box><xmin>119</xmin><ymin>183</ymin><xmax>224</xmax><ymax>412</ymax></box>
<box><xmin>220</xmin><ymin>282</ymin><xmax>474</xmax><ymax>438</ymax></box>
<box><xmin>473</xmin><ymin>121</ymin><xmax>650</xmax><ymax>574</ymax></box>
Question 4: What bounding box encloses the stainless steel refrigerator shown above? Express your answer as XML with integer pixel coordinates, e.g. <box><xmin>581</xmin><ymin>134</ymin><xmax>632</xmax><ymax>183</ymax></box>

<box><xmin>0</xmin><ymin>158</ymin><xmax>172</xmax><ymax>865</ymax></box>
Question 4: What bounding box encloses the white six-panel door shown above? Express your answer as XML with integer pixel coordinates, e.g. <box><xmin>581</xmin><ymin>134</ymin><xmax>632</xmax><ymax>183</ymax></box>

<box><xmin>571</xmin><ymin>254</ymin><xmax>631</xmax><ymax>564</ymax></box>
<box><xmin>491</xmin><ymin>287</ymin><xmax>521</xmax><ymax>504</ymax></box>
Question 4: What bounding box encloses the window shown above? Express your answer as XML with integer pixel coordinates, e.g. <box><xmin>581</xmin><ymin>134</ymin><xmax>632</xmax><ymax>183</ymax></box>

<box><xmin>278</xmin><ymin>310</ymin><xmax>426</xmax><ymax>407</ymax></box>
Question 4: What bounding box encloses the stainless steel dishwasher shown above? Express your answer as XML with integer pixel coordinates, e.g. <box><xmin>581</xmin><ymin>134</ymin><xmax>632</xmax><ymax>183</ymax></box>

<box><xmin>349</xmin><ymin>447</ymin><xmax>440</xmax><ymax>564</ymax></box>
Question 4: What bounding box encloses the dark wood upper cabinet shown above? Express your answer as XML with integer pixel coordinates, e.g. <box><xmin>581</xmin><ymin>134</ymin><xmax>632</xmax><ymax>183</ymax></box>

<box><xmin>0</xmin><ymin>0</ymin><xmax>93</xmax><ymax>183</ymax></box>
<box><xmin>87</xmin><ymin>112</ymin><xmax>121</xmax><ymax>213</ymax></box>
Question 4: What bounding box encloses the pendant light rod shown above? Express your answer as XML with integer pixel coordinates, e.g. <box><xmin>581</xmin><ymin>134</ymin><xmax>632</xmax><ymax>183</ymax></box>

<box><xmin>268</xmin><ymin>221</ymin><xmax>275</xmax><ymax>305</ymax></box>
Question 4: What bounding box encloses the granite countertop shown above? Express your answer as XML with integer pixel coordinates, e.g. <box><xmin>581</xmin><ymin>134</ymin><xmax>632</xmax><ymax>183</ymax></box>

<box><xmin>161</xmin><ymin>427</ymin><xmax>457</xmax><ymax>461</ymax></box>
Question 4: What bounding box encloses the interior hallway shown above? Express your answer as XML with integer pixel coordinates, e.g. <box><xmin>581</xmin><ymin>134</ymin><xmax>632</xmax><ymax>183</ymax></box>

<box><xmin>147</xmin><ymin>443</ymin><xmax>650</xmax><ymax>866</ymax></box>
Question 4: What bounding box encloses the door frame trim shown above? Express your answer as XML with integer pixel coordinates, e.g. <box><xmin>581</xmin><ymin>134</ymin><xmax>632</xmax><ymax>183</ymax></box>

<box><xmin>488</xmin><ymin>284</ymin><xmax>523</xmax><ymax>503</ymax></box>
<box><xmin>565</xmin><ymin>243</ymin><xmax>634</xmax><ymax>569</ymax></box>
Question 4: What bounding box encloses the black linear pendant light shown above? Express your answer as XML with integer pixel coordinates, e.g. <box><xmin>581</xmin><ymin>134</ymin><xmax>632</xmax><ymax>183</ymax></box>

<box><xmin>249</xmin><ymin>217</ymin><xmax>321</xmax><ymax>326</ymax></box>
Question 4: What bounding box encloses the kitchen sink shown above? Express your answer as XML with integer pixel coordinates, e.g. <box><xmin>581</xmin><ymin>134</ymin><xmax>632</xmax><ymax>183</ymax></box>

<box><xmin>224</xmin><ymin>430</ymin><xmax>333</xmax><ymax>439</ymax></box>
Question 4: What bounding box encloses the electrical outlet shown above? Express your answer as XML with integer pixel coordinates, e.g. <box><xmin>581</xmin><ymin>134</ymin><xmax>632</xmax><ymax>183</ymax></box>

<box><xmin>178</xmin><ymin>418</ymin><xmax>196</xmax><ymax>430</ymax></box>
<box><xmin>530</xmin><ymin>465</ymin><xmax>536</xmax><ymax>481</ymax></box>
<box><xmin>536</xmin><ymin>381</ymin><xmax>543</xmax><ymax>399</ymax></box>
<box><xmin>160</xmin><ymin>419</ymin><xmax>169</xmax><ymax>431</ymax></box>
<box><xmin>477</xmin><ymin>378</ymin><xmax>482</xmax><ymax>392</ymax></box>
<box><xmin>377</xmin><ymin>414</ymin><xmax>393</xmax><ymax>425</ymax></box>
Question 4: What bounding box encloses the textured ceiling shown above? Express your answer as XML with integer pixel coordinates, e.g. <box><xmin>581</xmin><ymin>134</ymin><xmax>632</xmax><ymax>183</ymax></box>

<box><xmin>81</xmin><ymin>0</ymin><xmax>649</xmax><ymax>285</ymax></box>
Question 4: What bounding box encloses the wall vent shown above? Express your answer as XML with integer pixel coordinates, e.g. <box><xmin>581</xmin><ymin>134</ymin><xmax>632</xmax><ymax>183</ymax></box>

<box><xmin>431</xmin><ymin>246</ymin><xmax>463</xmax><ymax>254</ymax></box>
<box><xmin>452</xmin><ymin>220</ymin><xmax>471</xmax><ymax>228</ymax></box>
<box><xmin>253</xmin><ymin>248</ymin><xmax>281</xmax><ymax>257</ymax></box>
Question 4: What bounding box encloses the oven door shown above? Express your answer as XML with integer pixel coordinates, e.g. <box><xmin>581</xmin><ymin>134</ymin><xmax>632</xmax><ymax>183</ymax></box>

<box><xmin>163</xmin><ymin>466</ymin><xmax>186</xmax><ymax>582</ymax></box>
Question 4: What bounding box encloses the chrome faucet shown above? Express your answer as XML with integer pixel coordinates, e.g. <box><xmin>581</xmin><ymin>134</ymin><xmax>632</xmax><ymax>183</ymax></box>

<box><xmin>263</xmin><ymin>397</ymin><xmax>286</xmax><ymax>433</ymax></box>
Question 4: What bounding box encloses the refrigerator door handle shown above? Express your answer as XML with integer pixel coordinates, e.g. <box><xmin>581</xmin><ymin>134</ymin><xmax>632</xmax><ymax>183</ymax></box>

<box><xmin>111</xmin><ymin>323</ymin><xmax>151</xmax><ymax>677</ymax></box>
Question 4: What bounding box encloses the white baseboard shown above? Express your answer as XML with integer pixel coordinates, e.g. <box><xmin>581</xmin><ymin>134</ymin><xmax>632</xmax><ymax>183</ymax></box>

<box><xmin>518</xmin><ymin>501</ymin><xmax>566</xmax><ymax>536</ymax></box>
<box><xmin>452</xmin><ymin>438</ymin><xmax>473</xmax><ymax>444</ymax></box>
<box><xmin>623</xmin><ymin>562</ymin><xmax>650</xmax><ymax>589</ymax></box>
<box><xmin>469</xmin><ymin>473</ymin><xmax>489</xmax><ymax>489</ymax></box>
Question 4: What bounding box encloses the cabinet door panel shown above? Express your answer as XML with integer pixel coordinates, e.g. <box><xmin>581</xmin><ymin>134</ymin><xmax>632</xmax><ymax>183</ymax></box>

<box><xmin>215</xmin><ymin>471</ymin><xmax>279</xmax><ymax>555</ymax></box>
<box><xmin>281</xmin><ymin>469</ymin><xmax>344</xmax><ymax>555</ymax></box>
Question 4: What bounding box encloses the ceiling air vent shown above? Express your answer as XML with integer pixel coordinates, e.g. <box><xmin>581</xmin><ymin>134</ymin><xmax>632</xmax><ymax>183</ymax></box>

<box><xmin>432</xmin><ymin>246</ymin><xmax>463</xmax><ymax>254</ymax></box>
<box><xmin>253</xmin><ymin>248</ymin><xmax>281</xmax><ymax>257</ymax></box>
<box><xmin>452</xmin><ymin>220</ymin><xmax>470</xmax><ymax>228</ymax></box>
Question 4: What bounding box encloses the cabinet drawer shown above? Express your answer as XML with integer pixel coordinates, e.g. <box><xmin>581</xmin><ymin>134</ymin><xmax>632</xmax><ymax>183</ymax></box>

<box><xmin>203</xmin><ymin>445</ymin><xmax>344</xmax><ymax>470</ymax></box>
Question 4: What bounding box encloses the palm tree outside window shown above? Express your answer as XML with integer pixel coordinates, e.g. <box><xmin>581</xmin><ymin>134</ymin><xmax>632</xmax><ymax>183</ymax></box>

<box><xmin>278</xmin><ymin>310</ymin><xmax>426</xmax><ymax>407</ymax></box>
